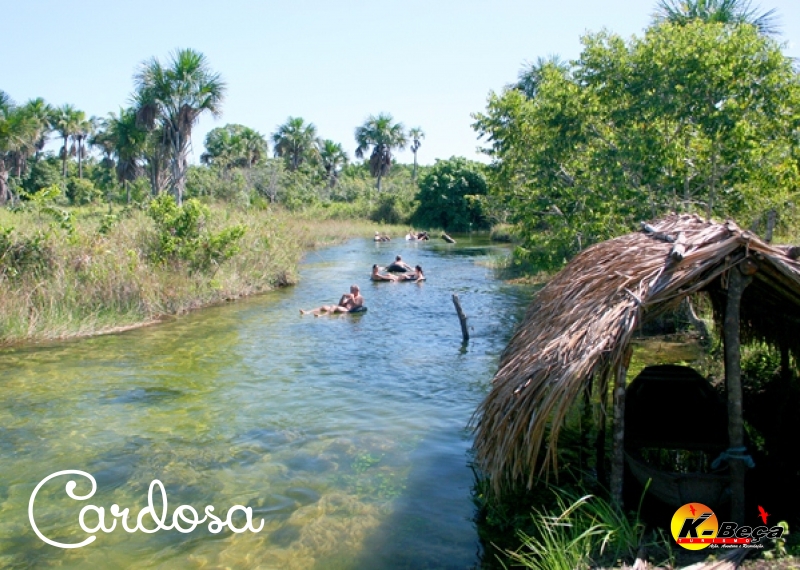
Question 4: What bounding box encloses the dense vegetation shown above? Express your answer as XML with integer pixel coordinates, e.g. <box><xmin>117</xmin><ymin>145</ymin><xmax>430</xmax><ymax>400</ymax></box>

<box><xmin>473</xmin><ymin>12</ymin><xmax>800</xmax><ymax>271</ymax></box>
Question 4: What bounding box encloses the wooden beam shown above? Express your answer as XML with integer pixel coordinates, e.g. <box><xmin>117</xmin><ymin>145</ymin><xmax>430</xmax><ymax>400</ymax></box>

<box><xmin>611</xmin><ymin>347</ymin><xmax>633</xmax><ymax>508</ymax></box>
<box><xmin>723</xmin><ymin>265</ymin><xmax>753</xmax><ymax>524</ymax></box>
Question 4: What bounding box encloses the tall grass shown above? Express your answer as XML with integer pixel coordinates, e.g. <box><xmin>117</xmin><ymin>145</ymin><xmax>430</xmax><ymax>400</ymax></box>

<box><xmin>504</xmin><ymin>485</ymin><xmax>671</xmax><ymax>570</ymax></box>
<box><xmin>0</xmin><ymin>203</ymin><xmax>401</xmax><ymax>345</ymax></box>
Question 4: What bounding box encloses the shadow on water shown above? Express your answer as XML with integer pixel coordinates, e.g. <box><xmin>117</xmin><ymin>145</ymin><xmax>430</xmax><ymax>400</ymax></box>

<box><xmin>347</xmin><ymin>436</ymin><xmax>483</xmax><ymax>570</ymax></box>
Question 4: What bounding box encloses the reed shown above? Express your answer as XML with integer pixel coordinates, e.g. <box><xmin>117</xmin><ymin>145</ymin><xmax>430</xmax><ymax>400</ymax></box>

<box><xmin>0</xmin><ymin>204</ymin><xmax>401</xmax><ymax>345</ymax></box>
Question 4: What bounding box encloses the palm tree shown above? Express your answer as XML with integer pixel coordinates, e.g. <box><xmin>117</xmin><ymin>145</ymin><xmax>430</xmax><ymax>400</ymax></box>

<box><xmin>93</xmin><ymin>108</ymin><xmax>147</xmax><ymax>203</ymax></box>
<box><xmin>21</xmin><ymin>98</ymin><xmax>53</xmax><ymax>159</ymax></box>
<box><xmin>0</xmin><ymin>92</ymin><xmax>42</xmax><ymax>205</ymax></box>
<box><xmin>6</xmin><ymin>99</ymin><xmax>53</xmax><ymax>180</ymax></box>
<box><xmin>74</xmin><ymin>115</ymin><xmax>96</xmax><ymax>179</ymax></box>
<box><xmin>271</xmin><ymin>117</ymin><xmax>318</xmax><ymax>171</ymax></box>
<box><xmin>202</xmin><ymin>124</ymin><xmax>267</xmax><ymax>169</ymax></box>
<box><xmin>354</xmin><ymin>113</ymin><xmax>408</xmax><ymax>191</ymax></box>
<box><xmin>134</xmin><ymin>48</ymin><xmax>226</xmax><ymax>205</ymax></box>
<box><xmin>317</xmin><ymin>139</ymin><xmax>348</xmax><ymax>188</ymax></box>
<box><xmin>513</xmin><ymin>55</ymin><xmax>570</xmax><ymax>99</ymax></box>
<box><xmin>653</xmin><ymin>0</ymin><xmax>779</xmax><ymax>35</ymax></box>
<box><xmin>51</xmin><ymin>104</ymin><xmax>83</xmax><ymax>177</ymax></box>
<box><xmin>408</xmin><ymin>127</ymin><xmax>425</xmax><ymax>182</ymax></box>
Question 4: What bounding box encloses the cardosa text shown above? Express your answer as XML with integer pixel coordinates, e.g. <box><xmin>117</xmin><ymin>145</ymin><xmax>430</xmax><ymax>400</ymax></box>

<box><xmin>29</xmin><ymin>470</ymin><xmax>264</xmax><ymax>549</ymax></box>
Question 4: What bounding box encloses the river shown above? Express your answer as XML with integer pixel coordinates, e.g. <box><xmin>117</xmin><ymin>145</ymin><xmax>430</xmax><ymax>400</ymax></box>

<box><xmin>0</xmin><ymin>236</ymin><xmax>532</xmax><ymax>569</ymax></box>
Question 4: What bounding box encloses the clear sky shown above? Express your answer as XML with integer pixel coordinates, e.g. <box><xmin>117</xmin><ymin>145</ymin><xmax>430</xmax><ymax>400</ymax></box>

<box><xmin>3</xmin><ymin>0</ymin><xmax>799</xmax><ymax>166</ymax></box>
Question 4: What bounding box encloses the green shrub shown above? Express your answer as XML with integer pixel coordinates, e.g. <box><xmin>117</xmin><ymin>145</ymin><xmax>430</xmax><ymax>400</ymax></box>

<box><xmin>412</xmin><ymin>157</ymin><xmax>489</xmax><ymax>232</ymax></box>
<box><xmin>147</xmin><ymin>194</ymin><xmax>246</xmax><ymax>272</ymax></box>
<box><xmin>66</xmin><ymin>177</ymin><xmax>102</xmax><ymax>205</ymax></box>
<box><xmin>0</xmin><ymin>225</ymin><xmax>54</xmax><ymax>279</ymax></box>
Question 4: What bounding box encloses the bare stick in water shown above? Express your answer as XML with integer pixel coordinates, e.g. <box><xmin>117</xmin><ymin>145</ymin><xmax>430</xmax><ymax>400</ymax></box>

<box><xmin>452</xmin><ymin>294</ymin><xmax>469</xmax><ymax>342</ymax></box>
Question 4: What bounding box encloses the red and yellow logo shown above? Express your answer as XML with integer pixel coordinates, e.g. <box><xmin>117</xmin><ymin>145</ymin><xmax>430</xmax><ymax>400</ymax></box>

<box><xmin>671</xmin><ymin>503</ymin><xmax>719</xmax><ymax>550</ymax></box>
<box><xmin>671</xmin><ymin>503</ymin><xmax>783</xmax><ymax>550</ymax></box>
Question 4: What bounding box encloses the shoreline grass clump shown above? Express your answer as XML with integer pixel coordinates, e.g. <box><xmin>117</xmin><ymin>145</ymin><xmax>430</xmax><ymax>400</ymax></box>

<box><xmin>0</xmin><ymin>199</ymin><xmax>397</xmax><ymax>346</ymax></box>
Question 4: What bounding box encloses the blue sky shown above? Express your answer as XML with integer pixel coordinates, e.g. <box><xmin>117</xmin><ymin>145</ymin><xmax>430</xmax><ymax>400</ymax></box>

<box><xmin>4</xmin><ymin>0</ymin><xmax>799</xmax><ymax>166</ymax></box>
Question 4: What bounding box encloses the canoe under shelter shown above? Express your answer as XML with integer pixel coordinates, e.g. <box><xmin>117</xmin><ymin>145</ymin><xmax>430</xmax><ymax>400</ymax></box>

<box><xmin>471</xmin><ymin>214</ymin><xmax>800</xmax><ymax>522</ymax></box>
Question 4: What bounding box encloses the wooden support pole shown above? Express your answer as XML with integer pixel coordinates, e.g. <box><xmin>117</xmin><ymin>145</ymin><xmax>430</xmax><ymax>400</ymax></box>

<box><xmin>611</xmin><ymin>348</ymin><xmax>632</xmax><ymax>508</ymax></box>
<box><xmin>452</xmin><ymin>294</ymin><xmax>469</xmax><ymax>342</ymax></box>
<box><xmin>781</xmin><ymin>343</ymin><xmax>791</xmax><ymax>385</ymax></box>
<box><xmin>723</xmin><ymin>266</ymin><xmax>752</xmax><ymax>524</ymax></box>
<box><xmin>595</xmin><ymin>373</ymin><xmax>611</xmax><ymax>489</ymax></box>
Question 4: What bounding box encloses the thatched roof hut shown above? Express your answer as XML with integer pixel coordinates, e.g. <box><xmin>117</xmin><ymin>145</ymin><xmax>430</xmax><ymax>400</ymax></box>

<box><xmin>472</xmin><ymin>214</ymin><xmax>800</xmax><ymax>519</ymax></box>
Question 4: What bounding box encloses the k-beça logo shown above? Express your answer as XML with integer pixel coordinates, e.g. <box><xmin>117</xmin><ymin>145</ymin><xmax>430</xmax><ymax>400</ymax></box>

<box><xmin>671</xmin><ymin>503</ymin><xmax>784</xmax><ymax>550</ymax></box>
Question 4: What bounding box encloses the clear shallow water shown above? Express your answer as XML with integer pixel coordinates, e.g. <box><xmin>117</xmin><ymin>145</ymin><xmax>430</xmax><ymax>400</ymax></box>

<box><xmin>0</xmin><ymin>236</ymin><xmax>532</xmax><ymax>569</ymax></box>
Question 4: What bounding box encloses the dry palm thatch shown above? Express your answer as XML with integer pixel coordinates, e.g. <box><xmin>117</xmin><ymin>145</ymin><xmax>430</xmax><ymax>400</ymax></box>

<box><xmin>472</xmin><ymin>214</ymin><xmax>800</xmax><ymax>493</ymax></box>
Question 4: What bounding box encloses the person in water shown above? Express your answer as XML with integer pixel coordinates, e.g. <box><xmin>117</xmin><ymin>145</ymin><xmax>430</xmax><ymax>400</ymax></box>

<box><xmin>300</xmin><ymin>284</ymin><xmax>364</xmax><ymax>316</ymax></box>
<box><xmin>371</xmin><ymin>264</ymin><xmax>399</xmax><ymax>281</ymax></box>
<box><xmin>387</xmin><ymin>255</ymin><xmax>414</xmax><ymax>273</ymax></box>
<box><xmin>400</xmin><ymin>265</ymin><xmax>425</xmax><ymax>281</ymax></box>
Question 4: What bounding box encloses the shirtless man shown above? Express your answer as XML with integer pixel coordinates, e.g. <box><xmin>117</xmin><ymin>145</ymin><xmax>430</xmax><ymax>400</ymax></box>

<box><xmin>300</xmin><ymin>285</ymin><xmax>364</xmax><ymax>315</ymax></box>
<box><xmin>387</xmin><ymin>255</ymin><xmax>414</xmax><ymax>272</ymax></box>
<box><xmin>371</xmin><ymin>264</ymin><xmax>399</xmax><ymax>282</ymax></box>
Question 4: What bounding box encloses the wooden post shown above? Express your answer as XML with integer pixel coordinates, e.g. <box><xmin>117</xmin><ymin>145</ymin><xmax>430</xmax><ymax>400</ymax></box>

<box><xmin>452</xmin><ymin>294</ymin><xmax>469</xmax><ymax>342</ymax></box>
<box><xmin>723</xmin><ymin>265</ymin><xmax>752</xmax><ymax>524</ymax></box>
<box><xmin>611</xmin><ymin>347</ymin><xmax>632</xmax><ymax>508</ymax></box>
<box><xmin>595</xmin><ymin>373</ymin><xmax>611</xmax><ymax>489</ymax></box>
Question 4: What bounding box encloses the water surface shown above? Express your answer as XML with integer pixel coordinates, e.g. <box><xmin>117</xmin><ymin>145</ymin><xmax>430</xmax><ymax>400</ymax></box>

<box><xmin>0</xmin><ymin>236</ymin><xmax>532</xmax><ymax>569</ymax></box>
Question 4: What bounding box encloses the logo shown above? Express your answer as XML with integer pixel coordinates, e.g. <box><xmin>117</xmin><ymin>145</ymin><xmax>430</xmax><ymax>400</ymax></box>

<box><xmin>671</xmin><ymin>503</ymin><xmax>785</xmax><ymax>551</ymax></box>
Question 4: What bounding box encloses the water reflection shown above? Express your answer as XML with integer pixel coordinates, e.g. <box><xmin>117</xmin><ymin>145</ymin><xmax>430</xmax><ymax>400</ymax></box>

<box><xmin>0</xmin><ymin>236</ymin><xmax>532</xmax><ymax>569</ymax></box>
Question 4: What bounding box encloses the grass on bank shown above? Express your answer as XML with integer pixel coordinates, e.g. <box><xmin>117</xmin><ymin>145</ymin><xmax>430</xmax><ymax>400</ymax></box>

<box><xmin>0</xmin><ymin>200</ymin><xmax>406</xmax><ymax>345</ymax></box>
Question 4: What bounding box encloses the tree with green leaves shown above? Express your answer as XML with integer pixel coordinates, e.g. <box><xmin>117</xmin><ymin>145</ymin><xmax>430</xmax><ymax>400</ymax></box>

<box><xmin>134</xmin><ymin>48</ymin><xmax>226</xmax><ymax>205</ymax></box>
<box><xmin>202</xmin><ymin>124</ymin><xmax>267</xmax><ymax>169</ymax></box>
<box><xmin>473</xmin><ymin>20</ymin><xmax>800</xmax><ymax>270</ymax></box>
<box><xmin>408</xmin><ymin>127</ymin><xmax>425</xmax><ymax>182</ymax></box>
<box><xmin>513</xmin><ymin>55</ymin><xmax>570</xmax><ymax>99</ymax></box>
<box><xmin>0</xmin><ymin>92</ymin><xmax>55</xmax><ymax>204</ymax></box>
<box><xmin>74</xmin><ymin>114</ymin><xmax>96</xmax><ymax>179</ymax></box>
<box><xmin>317</xmin><ymin>139</ymin><xmax>348</xmax><ymax>188</ymax></box>
<box><xmin>412</xmin><ymin>157</ymin><xmax>489</xmax><ymax>232</ymax></box>
<box><xmin>653</xmin><ymin>0</ymin><xmax>779</xmax><ymax>35</ymax></box>
<box><xmin>354</xmin><ymin>113</ymin><xmax>407</xmax><ymax>191</ymax></box>
<box><xmin>93</xmin><ymin>108</ymin><xmax>148</xmax><ymax>203</ymax></box>
<box><xmin>51</xmin><ymin>104</ymin><xmax>84</xmax><ymax>177</ymax></box>
<box><xmin>20</xmin><ymin>98</ymin><xmax>53</xmax><ymax>162</ymax></box>
<box><xmin>271</xmin><ymin>117</ymin><xmax>318</xmax><ymax>171</ymax></box>
<box><xmin>5</xmin><ymin>98</ymin><xmax>53</xmax><ymax>183</ymax></box>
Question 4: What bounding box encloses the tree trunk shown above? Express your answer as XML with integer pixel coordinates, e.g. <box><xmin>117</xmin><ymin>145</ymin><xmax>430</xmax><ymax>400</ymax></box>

<box><xmin>62</xmin><ymin>136</ymin><xmax>69</xmax><ymax>177</ymax></box>
<box><xmin>764</xmin><ymin>209</ymin><xmax>777</xmax><ymax>243</ymax></box>
<box><xmin>78</xmin><ymin>138</ymin><xmax>83</xmax><ymax>179</ymax></box>
<box><xmin>0</xmin><ymin>167</ymin><xmax>10</xmax><ymax>205</ymax></box>
<box><xmin>413</xmin><ymin>151</ymin><xmax>418</xmax><ymax>182</ymax></box>
<box><xmin>172</xmin><ymin>133</ymin><xmax>187</xmax><ymax>206</ymax></box>
<box><xmin>723</xmin><ymin>266</ymin><xmax>752</xmax><ymax>524</ymax></box>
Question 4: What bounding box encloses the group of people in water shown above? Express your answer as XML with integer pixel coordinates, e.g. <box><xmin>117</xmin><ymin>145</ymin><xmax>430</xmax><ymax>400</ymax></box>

<box><xmin>372</xmin><ymin>230</ymin><xmax>430</xmax><ymax>242</ymax></box>
<box><xmin>371</xmin><ymin>255</ymin><xmax>425</xmax><ymax>282</ymax></box>
<box><xmin>300</xmin><ymin>255</ymin><xmax>425</xmax><ymax>316</ymax></box>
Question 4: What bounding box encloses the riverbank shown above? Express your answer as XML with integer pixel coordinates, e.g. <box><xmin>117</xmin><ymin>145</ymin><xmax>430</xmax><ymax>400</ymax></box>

<box><xmin>0</xmin><ymin>203</ymin><xmax>405</xmax><ymax>346</ymax></box>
